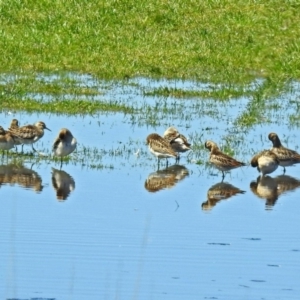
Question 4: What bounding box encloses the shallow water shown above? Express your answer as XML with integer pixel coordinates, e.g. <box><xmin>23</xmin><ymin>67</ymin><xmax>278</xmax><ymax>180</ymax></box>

<box><xmin>0</xmin><ymin>76</ymin><xmax>300</xmax><ymax>299</ymax></box>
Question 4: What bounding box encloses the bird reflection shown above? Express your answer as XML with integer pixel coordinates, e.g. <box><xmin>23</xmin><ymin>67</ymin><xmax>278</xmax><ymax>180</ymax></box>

<box><xmin>274</xmin><ymin>175</ymin><xmax>300</xmax><ymax>197</ymax></box>
<box><xmin>51</xmin><ymin>168</ymin><xmax>75</xmax><ymax>201</ymax></box>
<box><xmin>250</xmin><ymin>174</ymin><xmax>300</xmax><ymax>208</ymax></box>
<box><xmin>144</xmin><ymin>164</ymin><xmax>189</xmax><ymax>193</ymax></box>
<box><xmin>250</xmin><ymin>176</ymin><xmax>278</xmax><ymax>207</ymax></box>
<box><xmin>202</xmin><ymin>182</ymin><xmax>245</xmax><ymax>210</ymax></box>
<box><xmin>0</xmin><ymin>163</ymin><xmax>43</xmax><ymax>192</ymax></box>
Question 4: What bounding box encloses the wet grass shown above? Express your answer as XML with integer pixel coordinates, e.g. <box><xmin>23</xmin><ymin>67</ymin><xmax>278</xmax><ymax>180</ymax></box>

<box><xmin>0</xmin><ymin>138</ymin><xmax>153</xmax><ymax>170</ymax></box>
<box><xmin>0</xmin><ymin>75</ymin><xmax>99</xmax><ymax>96</ymax></box>
<box><xmin>0</xmin><ymin>0</ymin><xmax>298</xmax><ymax>138</ymax></box>
<box><xmin>0</xmin><ymin>73</ymin><xmax>135</xmax><ymax>114</ymax></box>
<box><xmin>234</xmin><ymin>78</ymin><xmax>289</xmax><ymax>127</ymax></box>
<box><xmin>0</xmin><ymin>1</ymin><xmax>300</xmax><ymax>83</ymax></box>
<box><xmin>0</xmin><ymin>70</ymin><xmax>292</xmax><ymax>132</ymax></box>
<box><xmin>288</xmin><ymin>92</ymin><xmax>300</xmax><ymax>125</ymax></box>
<box><xmin>0</xmin><ymin>0</ymin><xmax>298</xmax><ymax>170</ymax></box>
<box><xmin>144</xmin><ymin>85</ymin><xmax>253</xmax><ymax>101</ymax></box>
<box><xmin>0</xmin><ymin>94</ymin><xmax>134</xmax><ymax>115</ymax></box>
<box><xmin>1</xmin><ymin>74</ymin><xmax>297</xmax><ymax>172</ymax></box>
<box><xmin>1</xmin><ymin>145</ymin><xmax>114</xmax><ymax>170</ymax></box>
<box><xmin>143</xmin><ymin>85</ymin><xmax>253</xmax><ymax>100</ymax></box>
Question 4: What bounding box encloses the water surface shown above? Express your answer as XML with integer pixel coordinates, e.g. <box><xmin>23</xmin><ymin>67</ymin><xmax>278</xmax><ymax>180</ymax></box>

<box><xmin>0</xmin><ymin>76</ymin><xmax>300</xmax><ymax>300</ymax></box>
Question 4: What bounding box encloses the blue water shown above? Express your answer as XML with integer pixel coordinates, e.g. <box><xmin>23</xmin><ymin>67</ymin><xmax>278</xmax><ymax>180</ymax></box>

<box><xmin>0</xmin><ymin>76</ymin><xmax>300</xmax><ymax>300</ymax></box>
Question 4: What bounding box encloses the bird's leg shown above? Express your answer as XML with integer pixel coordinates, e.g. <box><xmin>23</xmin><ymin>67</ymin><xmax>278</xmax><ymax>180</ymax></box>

<box><xmin>157</xmin><ymin>158</ymin><xmax>160</xmax><ymax>170</ymax></box>
<box><xmin>221</xmin><ymin>171</ymin><xmax>225</xmax><ymax>182</ymax></box>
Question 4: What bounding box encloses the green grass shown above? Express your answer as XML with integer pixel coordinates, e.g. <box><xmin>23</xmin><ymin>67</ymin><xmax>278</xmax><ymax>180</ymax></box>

<box><xmin>0</xmin><ymin>0</ymin><xmax>298</xmax><ymax>130</ymax></box>
<box><xmin>0</xmin><ymin>95</ymin><xmax>134</xmax><ymax>114</ymax></box>
<box><xmin>0</xmin><ymin>140</ymin><xmax>151</xmax><ymax>169</ymax></box>
<box><xmin>0</xmin><ymin>72</ymin><xmax>136</xmax><ymax>114</ymax></box>
<box><xmin>143</xmin><ymin>85</ymin><xmax>253</xmax><ymax>100</ymax></box>
<box><xmin>0</xmin><ymin>0</ymin><xmax>299</xmax><ymax>83</ymax></box>
<box><xmin>0</xmin><ymin>74</ymin><xmax>99</xmax><ymax>96</ymax></box>
<box><xmin>234</xmin><ymin>78</ymin><xmax>288</xmax><ymax>127</ymax></box>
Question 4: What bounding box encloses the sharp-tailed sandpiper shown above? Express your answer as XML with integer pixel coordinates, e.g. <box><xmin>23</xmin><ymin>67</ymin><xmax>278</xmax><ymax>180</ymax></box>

<box><xmin>8</xmin><ymin>118</ymin><xmax>23</xmax><ymax>151</ymax></box>
<box><xmin>268</xmin><ymin>132</ymin><xmax>300</xmax><ymax>173</ymax></box>
<box><xmin>205</xmin><ymin>140</ymin><xmax>245</xmax><ymax>179</ymax></box>
<box><xmin>146</xmin><ymin>133</ymin><xmax>178</xmax><ymax>168</ymax></box>
<box><xmin>9</xmin><ymin>121</ymin><xmax>51</xmax><ymax>152</ymax></box>
<box><xmin>251</xmin><ymin>150</ymin><xmax>279</xmax><ymax>176</ymax></box>
<box><xmin>52</xmin><ymin>128</ymin><xmax>77</xmax><ymax>168</ymax></box>
<box><xmin>0</xmin><ymin>126</ymin><xmax>15</xmax><ymax>156</ymax></box>
<box><xmin>164</xmin><ymin>126</ymin><xmax>191</xmax><ymax>162</ymax></box>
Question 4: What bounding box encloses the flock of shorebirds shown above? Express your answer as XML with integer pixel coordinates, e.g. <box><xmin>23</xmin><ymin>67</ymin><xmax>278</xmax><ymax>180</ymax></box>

<box><xmin>146</xmin><ymin>127</ymin><xmax>300</xmax><ymax>178</ymax></box>
<box><xmin>0</xmin><ymin>119</ymin><xmax>77</xmax><ymax>167</ymax></box>
<box><xmin>1</xmin><ymin>118</ymin><xmax>300</xmax><ymax>178</ymax></box>
<box><xmin>2</xmin><ymin>120</ymin><xmax>300</xmax><ymax>206</ymax></box>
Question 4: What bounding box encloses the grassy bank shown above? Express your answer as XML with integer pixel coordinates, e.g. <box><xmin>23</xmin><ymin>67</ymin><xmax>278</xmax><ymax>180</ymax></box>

<box><xmin>1</xmin><ymin>0</ymin><xmax>299</xmax><ymax>82</ymax></box>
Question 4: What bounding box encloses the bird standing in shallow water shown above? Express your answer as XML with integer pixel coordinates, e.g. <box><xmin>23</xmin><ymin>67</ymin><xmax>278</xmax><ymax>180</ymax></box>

<box><xmin>163</xmin><ymin>126</ymin><xmax>191</xmax><ymax>163</ymax></box>
<box><xmin>0</xmin><ymin>126</ymin><xmax>15</xmax><ymax>157</ymax></box>
<box><xmin>53</xmin><ymin>128</ymin><xmax>77</xmax><ymax>168</ymax></box>
<box><xmin>8</xmin><ymin>119</ymin><xmax>20</xmax><ymax>132</ymax></box>
<box><xmin>9</xmin><ymin>121</ymin><xmax>51</xmax><ymax>153</ymax></box>
<box><xmin>250</xmin><ymin>150</ymin><xmax>279</xmax><ymax>177</ymax></box>
<box><xmin>8</xmin><ymin>118</ymin><xmax>22</xmax><ymax>151</ymax></box>
<box><xmin>146</xmin><ymin>133</ymin><xmax>178</xmax><ymax>169</ymax></box>
<box><xmin>268</xmin><ymin>132</ymin><xmax>300</xmax><ymax>173</ymax></box>
<box><xmin>205</xmin><ymin>140</ymin><xmax>246</xmax><ymax>180</ymax></box>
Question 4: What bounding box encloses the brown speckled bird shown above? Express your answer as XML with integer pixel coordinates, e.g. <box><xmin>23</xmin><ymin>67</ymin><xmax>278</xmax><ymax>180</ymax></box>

<box><xmin>250</xmin><ymin>150</ymin><xmax>279</xmax><ymax>176</ymax></box>
<box><xmin>163</xmin><ymin>126</ymin><xmax>191</xmax><ymax>162</ymax></box>
<box><xmin>0</xmin><ymin>126</ymin><xmax>15</xmax><ymax>156</ymax></box>
<box><xmin>268</xmin><ymin>132</ymin><xmax>300</xmax><ymax>173</ymax></box>
<box><xmin>146</xmin><ymin>133</ymin><xmax>178</xmax><ymax>168</ymax></box>
<box><xmin>205</xmin><ymin>140</ymin><xmax>245</xmax><ymax>179</ymax></box>
<box><xmin>9</xmin><ymin>121</ymin><xmax>51</xmax><ymax>152</ymax></box>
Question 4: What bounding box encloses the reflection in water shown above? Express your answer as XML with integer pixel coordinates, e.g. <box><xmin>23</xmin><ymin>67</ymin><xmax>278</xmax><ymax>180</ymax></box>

<box><xmin>250</xmin><ymin>174</ymin><xmax>300</xmax><ymax>208</ymax></box>
<box><xmin>0</xmin><ymin>164</ymin><xmax>43</xmax><ymax>192</ymax></box>
<box><xmin>202</xmin><ymin>182</ymin><xmax>246</xmax><ymax>210</ymax></box>
<box><xmin>250</xmin><ymin>176</ymin><xmax>278</xmax><ymax>207</ymax></box>
<box><xmin>51</xmin><ymin>168</ymin><xmax>75</xmax><ymax>201</ymax></box>
<box><xmin>274</xmin><ymin>175</ymin><xmax>300</xmax><ymax>197</ymax></box>
<box><xmin>144</xmin><ymin>164</ymin><xmax>189</xmax><ymax>193</ymax></box>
